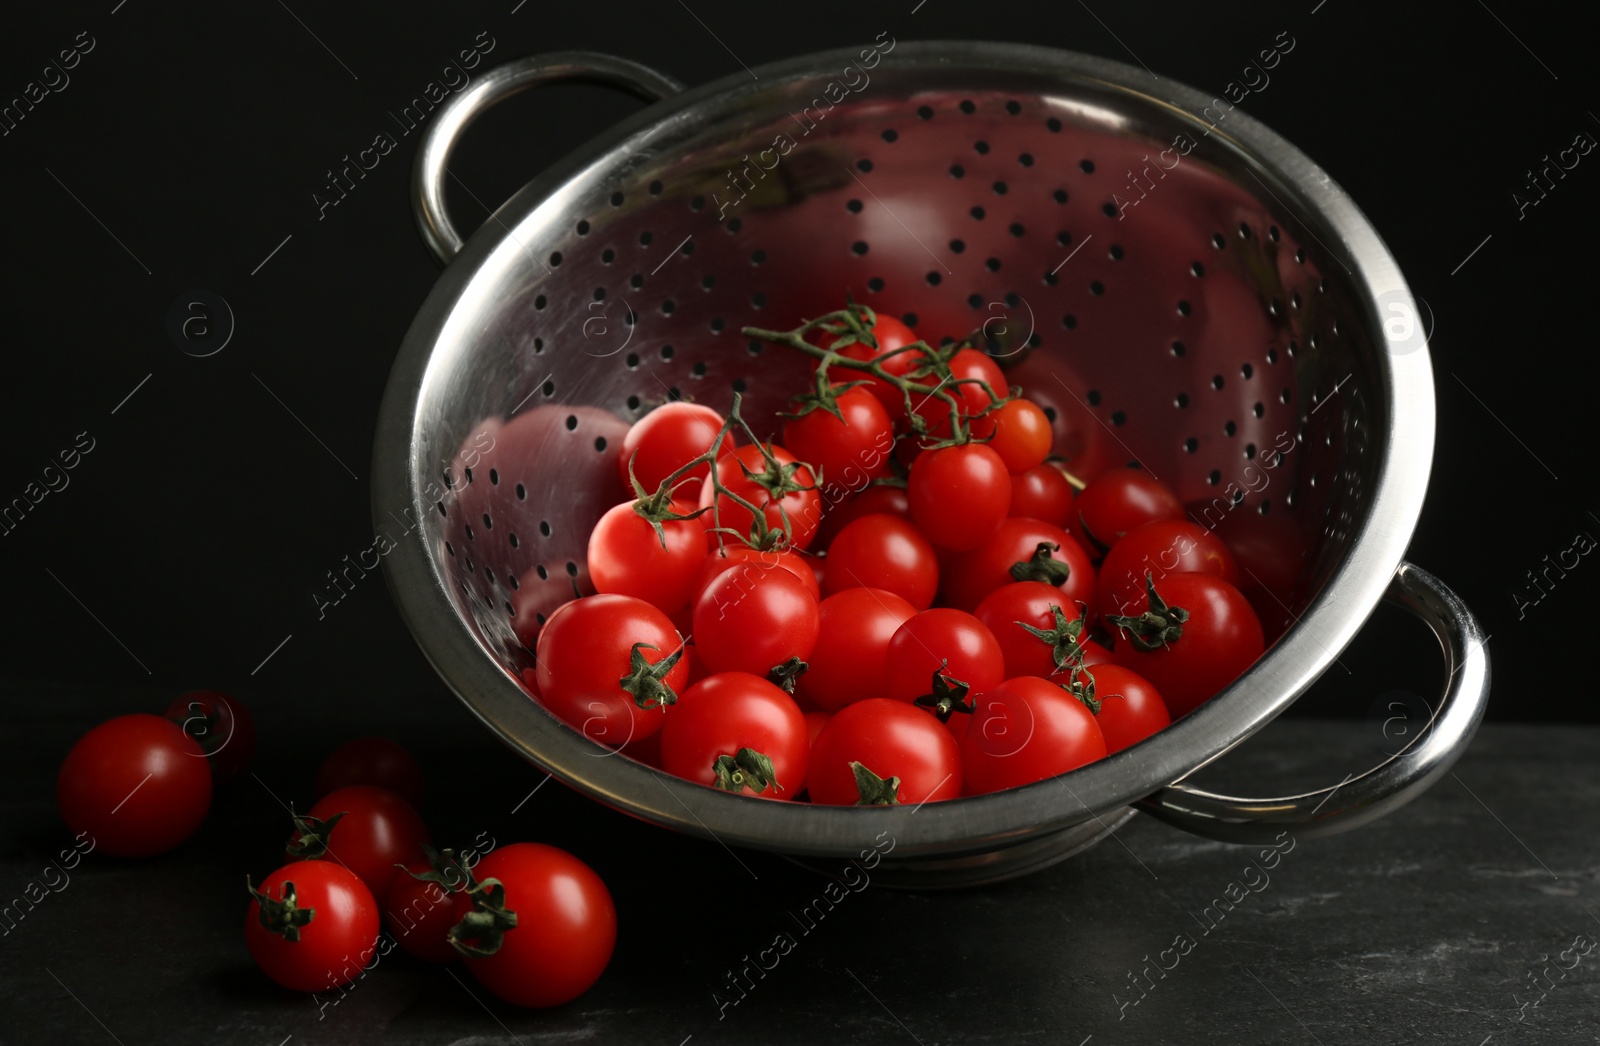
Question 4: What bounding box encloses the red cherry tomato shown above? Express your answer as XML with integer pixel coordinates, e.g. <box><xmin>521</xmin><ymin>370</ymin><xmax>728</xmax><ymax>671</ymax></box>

<box><xmin>808</xmin><ymin>698</ymin><xmax>962</xmax><ymax>806</ymax></box>
<box><xmin>693</xmin><ymin>543</ymin><xmax>820</xmax><ymax>603</ymax></box>
<box><xmin>883</xmin><ymin>608</ymin><xmax>1005</xmax><ymax>704</ymax></box>
<box><xmin>315</xmin><ymin>737</ymin><xmax>426</xmax><ymax>809</ymax></box>
<box><xmin>783</xmin><ymin>385</ymin><xmax>896</xmax><ymax>492</ymax></box>
<box><xmin>57</xmin><ymin>714</ymin><xmax>212</xmax><ymax>858</ymax></box>
<box><xmin>246</xmin><ymin>860</ymin><xmax>380</xmax><ymax>993</ymax></box>
<box><xmin>986</xmin><ymin>399</ymin><xmax>1054</xmax><ymax>473</ymax></box>
<box><xmin>911</xmin><ymin>348</ymin><xmax>1006</xmax><ymax>442</ymax></box>
<box><xmin>618</xmin><ymin>402</ymin><xmax>729</xmax><ymax>492</ymax></box>
<box><xmin>907</xmin><ymin>443</ymin><xmax>1012</xmax><ymax>551</ymax></box>
<box><xmin>1108</xmin><ymin>572</ymin><xmax>1264</xmax><ymax>717</ymax></box>
<box><xmin>797</xmin><ymin>588</ymin><xmax>918</xmax><ymax>712</ymax></box>
<box><xmin>825</xmin><ymin>312</ymin><xmax>923</xmax><ymax>419</ymax></box>
<box><xmin>535</xmin><ymin>594</ymin><xmax>688</xmax><ymax>749</ymax></box>
<box><xmin>961</xmin><ymin>677</ymin><xmax>1107</xmax><ymax>794</ymax></box>
<box><xmin>821</xmin><ymin>513</ymin><xmax>939</xmax><ymax>610</ymax></box>
<box><xmin>386</xmin><ymin>860</ymin><xmax>472</xmax><ymax>963</ymax></box>
<box><xmin>1008</xmin><ymin>463</ymin><xmax>1075</xmax><ymax>528</ymax></box>
<box><xmin>941</xmin><ymin>517</ymin><xmax>1096</xmax><ymax>614</ymax></box>
<box><xmin>973</xmin><ymin>582</ymin><xmax>1096</xmax><ymax>680</ymax></box>
<box><xmin>1094</xmin><ymin>520</ymin><xmax>1239</xmax><ymax>624</ymax></box>
<box><xmin>1075</xmin><ymin>468</ymin><xmax>1184</xmax><ymax>555</ymax></box>
<box><xmin>588</xmin><ymin>499</ymin><xmax>709</xmax><ymax>615</ymax></box>
<box><xmin>660</xmin><ymin>672</ymin><xmax>809</xmax><ymax>799</ymax></box>
<box><xmin>289</xmin><ymin>785</ymin><xmax>430</xmax><ymax>902</ymax></box>
<box><xmin>1068</xmin><ymin>663</ymin><xmax>1170</xmax><ymax>753</ymax></box>
<box><xmin>462</xmin><ymin>844</ymin><xmax>616</xmax><ymax>1008</ymax></box>
<box><xmin>693</xmin><ymin>563</ymin><xmax>820</xmax><ymax>677</ymax></box>
<box><xmin>813</xmin><ymin>482</ymin><xmax>910</xmax><ymax>549</ymax></box>
<box><xmin>699</xmin><ymin>443</ymin><xmax>823</xmax><ymax>549</ymax></box>
<box><xmin>163</xmin><ymin>689</ymin><xmax>256</xmax><ymax>782</ymax></box>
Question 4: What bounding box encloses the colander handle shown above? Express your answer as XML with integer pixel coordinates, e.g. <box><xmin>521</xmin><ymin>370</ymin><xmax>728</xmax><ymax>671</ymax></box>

<box><xmin>1134</xmin><ymin>561</ymin><xmax>1490</xmax><ymax>843</ymax></box>
<box><xmin>412</xmin><ymin>52</ymin><xmax>687</xmax><ymax>265</ymax></box>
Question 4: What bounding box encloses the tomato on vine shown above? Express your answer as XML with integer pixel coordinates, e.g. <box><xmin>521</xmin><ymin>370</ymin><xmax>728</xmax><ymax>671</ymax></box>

<box><xmin>699</xmin><ymin>443</ymin><xmax>823</xmax><ymax>549</ymax></box>
<box><xmin>783</xmin><ymin>384</ymin><xmax>895</xmax><ymax>492</ymax></box>
<box><xmin>588</xmin><ymin>498</ymin><xmax>709</xmax><ymax>615</ymax></box>
<box><xmin>617</xmin><ymin>401</ymin><xmax>730</xmax><ymax>491</ymax></box>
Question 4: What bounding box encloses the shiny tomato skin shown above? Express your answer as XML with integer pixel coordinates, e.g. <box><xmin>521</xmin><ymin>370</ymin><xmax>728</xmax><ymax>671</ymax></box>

<box><xmin>961</xmin><ymin>677</ymin><xmax>1107</xmax><ymax>794</ymax></box>
<box><xmin>987</xmin><ymin>399</ymin><xmax>1054</xmax><ymax>473</ymax></box>
<box><xmin>163</xmin><ymin>689</ymin><xmax>256</xmax><ymax>782</ymax></box>
<box><xmin>291</xmin><ymin>785</ymin><xmax>430</xmax><ymax>902</ymax></box>
<box><xmin>246</xmin><ymin>860</ymin><xmax>380</xmax><ymax>993</ymax></box>
<box><xmin>618</xmin><ymin>402</ymin><xmax>729</xmax><ymax>492</ymax></box>
<box><xmin>315</xmin><ymin>737</ymin><xmax>426</xmax><ymax>808</ymax></box>
<box><xmin>1094</xmin><ymin>519</ymin><xmax>1239</xmax><ymax>624</ymax></box>
<box><xmin>808</xmin><ymin>698</ymin><xmax>962</xmax><ymax>806</ymax></box>
<box><xmin>912</xmin><ymin>348</ymin><xmax>1007</xmax><ymax>442</ymax></box>
<box><xmin>1068</xmin><ymin>663</ymin><xmax>1170</xmax><ymax>753</ymax></box>
<box><xmin>463</xmin><ymin>844</ymin><xmax>616</xmax><ymax>1008</ymax></box>
<box><xmin>783</xmin><ymin>386</ymin><xmax>896</xmax><ymax>492</ymax></box>
<box><xmin>907</xmin><ymin>443</ymin><xmax>1012</xmax><ymax>551</ymax></box>
<box><xmin>813</xmin><ymin>483</ymin><xmax>911</xmax><ymax>549</ymax></box>
<box><xmin>941</xmin><ymin>517</ymin><xmax>1096</xmax><ymax>614</ymax></box>
<box><xmin>797</xmin><ymin>588</ymin><xmax>918</xmax><ymax>711</ymax></box>
<box><xmin>694</xmin><ymin>544</ymin><xmax>819</xmax><ymax>603</ymax></box>
<box><xmin>535</xmin><ymin>594</ymin><xmax>688</xmax><ymax>748</ymax></box>
<box><xmin>1110</xmin><ymin>572</ymin><xmax>1264</xmax><ymax>717</ymax></box>
<box><xmin>1076</xmin><ymin>468</ymin><xmax>1185</xmax><ymax>555</ymax></box>
<box><xmin>700</xmin><ymin>444</ymin><xmax>823</xmax><ymax>550</ymax></box>
<box><xmin>883</xmin><ymin>608</ymin><xmax>1005</xmax><ymax>704</ymax></box>
<box><xmin>693</xmin><ymin>563</ymin><xmax>820</xmax><ymax>677</ymax></box>
<box><xmin>822</xmin><ymin>513</ymin><xmax>939</xmax><ymax>610</ymax></box>
<box><xmin>588</xmin><ymin>499</ymin><xmax>709</xmax><ymax>615</ymax></box>
<box><xmin>660</xmin><ymin>672</ymin><xmax>809</xmax><ymax>799</ymax></box>
<box><xmin>973</xmin><ymin>581</ymin><xmax>1090</xmax><ymax>680</ymax></box>
<box><xmin>1008</xmin><ymin>463</ymin><xmax>1075</xmax><ymax>528</ymax></box>
<box><xmin>57</xmin><ymin>714</ymin><xmax>212</xmax><ymax>858</ymax></box>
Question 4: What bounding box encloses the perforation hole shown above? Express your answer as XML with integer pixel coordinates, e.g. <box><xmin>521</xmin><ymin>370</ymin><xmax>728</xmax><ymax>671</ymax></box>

<box><xmin>856</xmin><ymin>158</ymin><xmax>873</xmax><ymax>173</ymax></box>
<box><xmin>1175</xmin><ymin>393</ymin><xmax>1189</xmax><ymax>409</ymax></box>
<box><xmin>917</xmin><ymin>105</ymin><xmax>934</xmax><ymax>120</ymax></box>
<box><xmin>1080</xmin><ymin>159</ymin><xmax>1095</xmax><ymax>173</ymax></box>
<box><xmin>974</xmin><ymin>141</ymin><xmax>990</xmax><ymax>155</ymax></box>
<box><xmin>882</xmin><ymin>128</ymin><xmax>898</xmax><ymax>143</ymax></box>
<box><xmin>1053</xmin><ymin>189</ymin><xmax>1068</xmax><ymax>204</ymax></box>
<box><xmin>515</xmin><ymin>483</ymin><xmax>526</xmax><ymax>500</ymax></box>
<box><xmin>950</xmin><ymin>238</ymin><xmax>966</xmax><ymax>253</ymax></box>
<box><xmin>852</xmin><ymin>241</ymin><xmax>869</xmax><ymax>255</ymax></box>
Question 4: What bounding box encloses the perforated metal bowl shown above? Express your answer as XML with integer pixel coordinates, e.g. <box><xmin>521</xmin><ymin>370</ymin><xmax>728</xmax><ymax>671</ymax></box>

<box><xmin>373</xmin><ymin>43</ymin><xmax>1490</xmax><ymax>886</ymax></box>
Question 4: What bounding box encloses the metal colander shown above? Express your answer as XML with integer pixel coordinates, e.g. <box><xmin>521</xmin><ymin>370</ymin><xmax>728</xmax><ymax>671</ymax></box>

<box><xmin>374</xmin><ymin>43</ymin><xmax>1489</xmax><ymax>886</ymax></box>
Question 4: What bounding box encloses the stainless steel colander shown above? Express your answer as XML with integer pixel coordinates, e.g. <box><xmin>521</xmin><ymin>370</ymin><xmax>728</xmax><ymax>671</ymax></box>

<box><xmin>373</xmin><ymin>43</ymin><xmax>1489</xmax><ymax>886</ymax></box>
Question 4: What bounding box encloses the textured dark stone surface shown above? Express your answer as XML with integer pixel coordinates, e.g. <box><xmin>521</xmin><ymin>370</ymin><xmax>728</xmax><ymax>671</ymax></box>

<box><xmin>3</xmin><ymin>685</ymin><xmax>1594</xmax><ymax>1045</ymax></box>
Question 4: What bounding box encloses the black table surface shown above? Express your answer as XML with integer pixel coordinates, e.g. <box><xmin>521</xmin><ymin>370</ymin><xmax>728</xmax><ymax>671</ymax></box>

<box><xmin>3</xmin><ymin>684</ymin><xmax>1595</xmax><ymax>1046</ymax></box>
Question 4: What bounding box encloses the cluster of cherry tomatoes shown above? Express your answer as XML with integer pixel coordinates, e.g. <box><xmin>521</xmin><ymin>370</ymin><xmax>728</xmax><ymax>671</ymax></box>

<box><xmin>54</xmin><ymin>694</ymin><xmax>616</xmax><ymax>1008</ymax></box>
<box><xmin>522</xmin><ymin>304</ymin><xmax>1269</xmax><ymax>805</ymax></box>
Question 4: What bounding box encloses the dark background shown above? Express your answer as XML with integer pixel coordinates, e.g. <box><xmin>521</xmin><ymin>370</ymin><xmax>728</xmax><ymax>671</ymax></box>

<box><xmin>1</xmin><ymin>1</ymin><xmax>1594</xmax><ymax>709</ymax></box>
<box><xmin>3</xmin><ymin>4</ymin><xmax>1597</xmax><ymax>1045</ymax></box>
